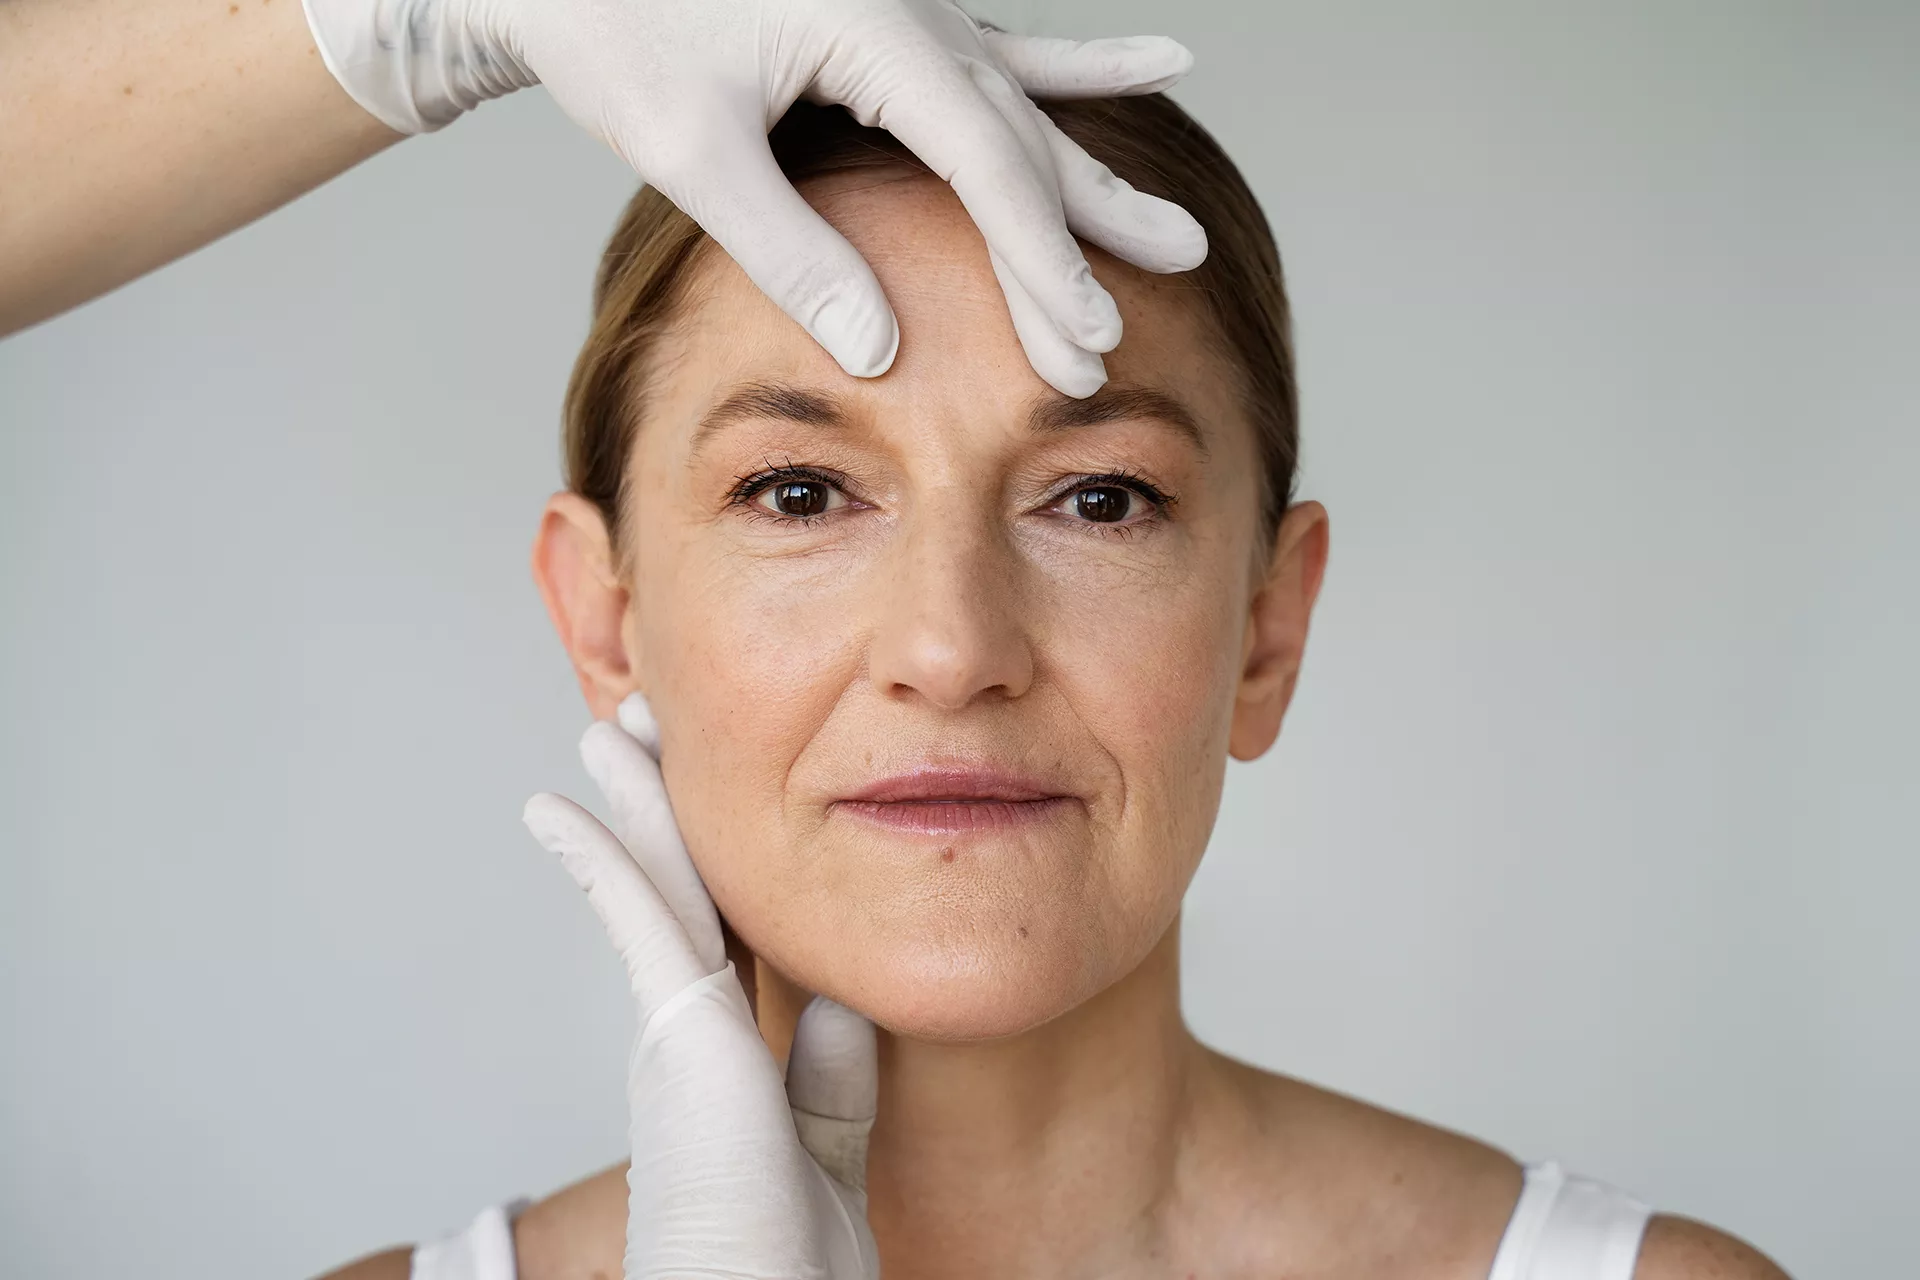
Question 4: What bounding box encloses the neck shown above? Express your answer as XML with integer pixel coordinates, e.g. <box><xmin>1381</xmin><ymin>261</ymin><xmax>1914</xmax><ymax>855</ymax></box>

<box><xmin>861</xmin><ymin>919</ymin><xmax>1208</xmax><ymax>1279</ymax></box>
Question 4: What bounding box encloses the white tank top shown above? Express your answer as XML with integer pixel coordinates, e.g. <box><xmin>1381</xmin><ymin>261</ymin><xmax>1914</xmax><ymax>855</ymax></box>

<box><xmin>411</xmin><ymin>1159</ymin><xmax>1651</xmax><ymax>1280</ymax></box>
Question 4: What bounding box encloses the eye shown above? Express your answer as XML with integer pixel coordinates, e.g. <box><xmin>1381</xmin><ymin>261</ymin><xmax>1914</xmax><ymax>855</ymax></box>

<box><xmin>1047</xmin><ymin>472</ymin><xmax>1174</xmax><ymax>529</ymax></box>
<box><xmin>748</xmin><ymin>474</ymin><xmax>847</xmax><ymax>519</ymax></box>
<box><xmin>1072</xmin><ymin>485</ymin><xmax>1136</xmax><ymax>524</ymax></box>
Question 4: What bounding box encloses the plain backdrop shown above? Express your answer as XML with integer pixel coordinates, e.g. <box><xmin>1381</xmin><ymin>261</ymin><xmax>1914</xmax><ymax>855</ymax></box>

<box><xmin>3</xmin><ymin>1</ymin><xmax>1915</xmax><ymax>1276</ymax></box>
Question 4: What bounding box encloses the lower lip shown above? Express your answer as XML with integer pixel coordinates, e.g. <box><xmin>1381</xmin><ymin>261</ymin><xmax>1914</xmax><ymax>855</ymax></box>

<box><xmin>833</xmin><ymin>797</ymin><xmax>1077</xmax><ymax>835</ymax></box>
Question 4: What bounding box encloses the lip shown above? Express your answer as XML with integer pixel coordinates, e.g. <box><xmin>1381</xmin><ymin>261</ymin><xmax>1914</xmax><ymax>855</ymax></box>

<box><xmin>832</xmin><ymin>768</ymin><xmax>1079</xmax><ymax>836</ymax></box>
<box><xmin>841</xmin><ymin>768</ymin><xmax>1065</xmax><ymax>805</ymax></box>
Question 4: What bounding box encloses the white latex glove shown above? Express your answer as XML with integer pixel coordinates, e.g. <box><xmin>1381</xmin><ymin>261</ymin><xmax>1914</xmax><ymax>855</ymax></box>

<box><xmin>523</xmin><ymin>693</ymin><xmax>881</xmax><ymax>1278</ymax></box>
<box><xmin>299</xmin><ymin>0</ymin><xmax>1208</xmax><ymax>396</ymax></box>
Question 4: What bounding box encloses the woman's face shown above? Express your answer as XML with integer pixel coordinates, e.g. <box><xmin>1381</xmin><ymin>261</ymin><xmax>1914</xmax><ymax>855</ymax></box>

<box><xmin>543</xmin><ymin>172</ymin><xmax>1326</xmax><ymax>1041</ymax></box>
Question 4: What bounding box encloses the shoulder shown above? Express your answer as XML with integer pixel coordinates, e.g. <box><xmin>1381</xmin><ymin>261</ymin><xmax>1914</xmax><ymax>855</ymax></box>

<box><xmin>1197</xmin><ymin>1052</ymin><xmax>1525</xmax><ymax>1280</ymax></box>
<box><xmin>312</xmin><ymin>1164</ymin><xmax>625</xmax><ymax>1280</ymax></box>
<box><xmin>1633</xmin><ymin>1215</ymin><xmax>1792</xmax><ymax>1280</ymax></box>
<box><xmin>509</xmin><ymin>1163</ymin><xmax>628</xmax><ymax>1280</ymax></box>
<box><xmin>312</xmin><ymin>1248</ymin><xmax>411</xmax><ymax>1280</ymax></box>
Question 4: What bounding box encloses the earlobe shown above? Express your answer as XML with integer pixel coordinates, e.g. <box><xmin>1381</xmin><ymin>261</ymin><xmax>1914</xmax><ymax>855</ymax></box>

<box><xmin>1228</xmin><ymin>502</ymin><xmax>1330</xmax><ymax>761</ymax></box>
<box><xmin>531</xmin><ymin>492</ymin><xmax>638</xmax><ymax>721</ymax></box>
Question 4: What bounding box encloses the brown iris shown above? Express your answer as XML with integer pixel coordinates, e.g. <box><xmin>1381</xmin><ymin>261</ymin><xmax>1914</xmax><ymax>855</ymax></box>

<box><xmin>1074</xmin><ymin>486</ymin><xmax>1132</xmax><ymax>523</ymax></box>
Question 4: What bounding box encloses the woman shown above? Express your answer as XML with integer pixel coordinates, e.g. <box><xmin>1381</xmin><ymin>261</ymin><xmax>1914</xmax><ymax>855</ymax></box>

<box><xmin>327</xmin><ymin>98</ymin><xmax>1789</xmax><ymax>1279</ymax></box>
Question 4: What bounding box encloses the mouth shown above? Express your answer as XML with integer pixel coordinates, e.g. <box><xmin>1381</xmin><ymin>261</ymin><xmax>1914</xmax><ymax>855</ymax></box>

<box><xmin>831</xmin><ymin>768</ymin><xmax>1080</xmax><ymax>836</ymax></box>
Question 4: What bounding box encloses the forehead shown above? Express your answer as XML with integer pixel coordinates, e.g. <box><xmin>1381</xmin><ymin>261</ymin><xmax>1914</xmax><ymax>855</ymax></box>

<box><xmin>647</xmin><ymin>170</ymin><xmax>1243</xmax><ymax>447</ymax></box>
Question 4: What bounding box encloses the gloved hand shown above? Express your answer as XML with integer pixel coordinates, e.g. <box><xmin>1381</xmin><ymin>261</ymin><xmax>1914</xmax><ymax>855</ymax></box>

<box><xmin>522</xmin><ymin>693</ymin><xmax>881</xmax><ymax>1278</ymax></box>
<box><xmin>299</xmin><ymin>0</ymin><xmax>1207</xmax><ymax>397</ymax></box>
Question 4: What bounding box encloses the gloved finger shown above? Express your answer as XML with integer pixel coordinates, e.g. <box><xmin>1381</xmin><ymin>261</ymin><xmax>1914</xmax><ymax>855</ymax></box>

<box><xmin>614</xmin><ymin>690</ymin><xmax>660</xmax><ymax>756</ymax></box>
<box><xmin>786</xmin><ymin>995</ymin><xmax>878</xmax><ymax>1191</ymax></box>
<box><xmin>522</xmin><ymin>792</ymin><xmax>711</xmax><ymax>1015</ymax></box>
<box><xmin>643</xmin><ymin>108</ymin><xmax>900</xmax><ymax>379</ymax></box>
<box><xmin>981</xmin><ymin>31</ymin><xmax>1195</xmax><ymax>99</ymax></box>
<box><xmin>579</xmin><ymin>718</ymin><xmax>726</xmax><ymax>975</ymax></box>
<box><xmin>1034</xmin><ymin>107</ymin><xmax>1209</xmax><ymax>274</ymax></box>
<box><xmin>990</xmin><ymin>245</ymin><xmax>1107</xmax><ymax>397</ymax></box>
<box><xmin>871</xmin><ymin>52</ymin><xmax>1122</xmax><ymax>355</ymax></box>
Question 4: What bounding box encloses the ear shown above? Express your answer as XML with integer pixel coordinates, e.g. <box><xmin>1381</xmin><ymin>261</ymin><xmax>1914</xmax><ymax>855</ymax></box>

<box><xmin>1230</xmin><ymin>501</ymin><xmax>1330</xmax><ymax>761</ymax></box>
<box><xmin>531</xmin><ymin>491</ymin><xmax>639</xmax><ymax>721</ymax></box>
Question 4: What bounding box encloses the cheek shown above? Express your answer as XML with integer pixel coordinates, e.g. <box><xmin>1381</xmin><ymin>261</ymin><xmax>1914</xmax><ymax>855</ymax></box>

<box><xmin>1037</xmin><ymin>523</ymin><xmax>1249</xmax><ymax>775</ymax></box>
<box><xmin>1013</xmin><ymin>534</ymin><xmax>1248</xmax><ymax>975</ymax></box>
<box><xmin>628</xmin><ymin>529</ymin><xmax>864</xmax><ymax>912</ymax></box>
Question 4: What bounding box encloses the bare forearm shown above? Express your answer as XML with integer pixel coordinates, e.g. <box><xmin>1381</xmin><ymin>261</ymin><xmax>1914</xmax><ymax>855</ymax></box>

<box><xmin>0</xmin><ymin>0</ymin><xmax>400</xmax><ymax>335</ymax></box>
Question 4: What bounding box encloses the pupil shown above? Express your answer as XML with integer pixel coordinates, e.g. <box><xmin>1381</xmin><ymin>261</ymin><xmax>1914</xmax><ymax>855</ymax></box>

<box><xmin>1076</xmin><ymin>487</ymin><xmax>1130</xmax><ymax>523</ymax></box>
<box><xmin>775</xmin><ymin>481</ymin><xmax>827</xmax><ymax>516</ymax></box>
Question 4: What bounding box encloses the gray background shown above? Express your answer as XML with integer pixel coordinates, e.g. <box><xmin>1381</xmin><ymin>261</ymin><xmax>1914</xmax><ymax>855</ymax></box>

<box><xmin>3</xmin><ymin>1</ymin><xmax>1915</xmax><ymax>1276</ymax></box>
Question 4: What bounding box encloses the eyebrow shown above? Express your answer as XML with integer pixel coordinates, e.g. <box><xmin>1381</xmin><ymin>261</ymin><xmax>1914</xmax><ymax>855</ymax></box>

<box><xmin>1026</xmin><ymin>382</ymin><xmax>1208</xmax><ymax>455</ymax></box>
<box><xmin>689</xmin><ymin>381</ymin><xmax>849</xmax><ymax>458</ymax></box>
<box><xmin>688</xmin><ymin>378</ymin><xmax>1208</xmax><ymax>457</ymax></box>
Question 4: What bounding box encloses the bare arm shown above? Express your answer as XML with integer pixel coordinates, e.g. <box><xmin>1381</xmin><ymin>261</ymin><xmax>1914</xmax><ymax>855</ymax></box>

<box><xmin>1</xmin><ymin>0</ymin><xmax>1203</xmax><ymax>393</ymax></box>
<box><xmin>1635</xmin><ymin>1215</ymin><xmax>1792</xmax><ymax>1279</ymax></box>
<box><xmin>312</xmin><ymin>1247</ymin><xmax>411</xmax><ymax>1280</ymax></box>
<box><xmin>0</xmin><ymin>0</ymin><xmax>399</xmax><ymax>336</ymax></box>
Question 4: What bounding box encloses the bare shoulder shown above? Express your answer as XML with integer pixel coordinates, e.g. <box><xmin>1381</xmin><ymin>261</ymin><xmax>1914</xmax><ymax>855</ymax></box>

<box><xmin>313</xmin><ymin>1247</ymin><xmax>411</xmax><ymax>1280</ymax></box>
<box><xmin>1635</xmin><ymin>1215</ymin><xmax>1792</xmax><ymax>1280</ymax></box>
<box><xmin>311</xmin><ymin>1164</ymin><xmax>625</xmax><ymax>1280</ymax></box>
<box><xmin>511</xmin><ymin>1163</ymin><xmax>629</xmax><ymax>1280</ymax></box>
<box><xmin>1198</xmin><ymin>1052</ymin><xmax>1524</xmax><ymax>1280</ymax></box>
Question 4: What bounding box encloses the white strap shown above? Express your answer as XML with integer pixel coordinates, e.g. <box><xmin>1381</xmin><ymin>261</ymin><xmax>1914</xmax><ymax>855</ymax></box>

<box><xmin>409</xmin><ymin>1199</ymin><xmax>529</xmax><ymax>1280</ymax></box>
<box><xmin>1487</xmin><ymin>1161</ymin><xmax>1653</xmax><ymax>1280</ymax></box>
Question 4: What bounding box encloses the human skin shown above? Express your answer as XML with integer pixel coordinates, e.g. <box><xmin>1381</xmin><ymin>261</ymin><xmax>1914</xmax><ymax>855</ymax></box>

<box><xmin>321</xmin><ymin>171</ymin><xmax>1791</xmax><ymax>1280</ymax></box>
<box><xmin>0</xmin><ymin>0</ymin><xmax>399</xmax><ymax>336</ymax></box>
<box><xmin>552</xmin><ymin>167</ymin><xmax>1317</xmax><ymax>1045</ymax></box>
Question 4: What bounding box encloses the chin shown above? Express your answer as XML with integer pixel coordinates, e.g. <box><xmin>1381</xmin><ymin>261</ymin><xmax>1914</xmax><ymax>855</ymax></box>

<box><xmin>838</xmin><ymin>960</ymin><xmax>1097</xmax><ymax>1043</ymax></box>
<box><xmin>776</xmin><ymin>907</ymin><xmax>1129</xmax><ymax>1043</ymax></box>
<box><xmin>694</xmin><ymin>814</ymin><xmax>1180</xmax><ymax>1042</ymax></box>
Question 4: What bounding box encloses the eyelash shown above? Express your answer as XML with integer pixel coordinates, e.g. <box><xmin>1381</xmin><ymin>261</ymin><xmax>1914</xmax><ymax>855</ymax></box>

<box><xmin>1043</xmin><ymin>469</ymin><xmax>1178</xmax><ymax>537</ymax></box>
<box><xmin>726</xmin><ymin>462</ymin><xmax>1178</xmax><ymax>535</ymax></box>
<box><xmin>725</xmin><ymin>462</ymin><xmax>853</xmax><ymax>526</ymax></box>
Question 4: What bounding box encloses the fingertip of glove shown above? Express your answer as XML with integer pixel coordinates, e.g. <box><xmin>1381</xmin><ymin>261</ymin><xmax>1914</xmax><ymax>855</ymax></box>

<box><xmin>1143</xmin><ymin>35</ymin><xmax>1196</xmax><ymax>78</ymax></box>
<box><xmin>1071</xmin><ymin>280</ymin><xmax>1124</xmax><ymax>353</ymax></box>
<box><xmin>1118</xmin><ymin>195</ymin><xmax>1209</xmax><ymax>274</ymax></box>
<box><xmin>578</xmin><ymin>719</ymin><xmax>630</xmax><ymax>778</ymax></box>
<box><xmin>1042</xmin><ymin>349</ymin><xmax>1110</xmax><ymax>399</ymax></box>
<box><xmin>523</xmin><ymin>794</ymin><xmax>603</xmax><ymax>891</ymax></box>
<box><xmin>819</xmin><ymin>295</ymin><xmax>901</xmax><ymax>380</ymax></box>
<box><xmin>615</xmin><ymin>692</ymin><xmax>662</xmax><ymax>754</ymax></box>
<box><xmin>799</xmin><ymin>993</ymin><xmax>874</xmax><ymax>1036</ymax></box>
<box><xmin>1160</xmin><ymin>216</ymin><xmax>1210</xmax><ymax>273</ymax></box>
<box><xmin>864</xmin><ymin>319</ymin><xmax>903</xmax><ymax>379</ymax></box>
<box><xmin>521</xmin><ymin>792</ymin><xmax>567</xmax><ymax>844</ymax></box>
<box><xmin>788</xmin><ymin>994</ymin><xmax>879</xmax><ymax>1119</ymax></box>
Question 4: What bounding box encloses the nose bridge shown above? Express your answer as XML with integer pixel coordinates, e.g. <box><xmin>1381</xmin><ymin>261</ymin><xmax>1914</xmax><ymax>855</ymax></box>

<box><xmin>866</xmin><ymin>484</ymin><xmax>1033</xmax><ymax>709</ymax></box>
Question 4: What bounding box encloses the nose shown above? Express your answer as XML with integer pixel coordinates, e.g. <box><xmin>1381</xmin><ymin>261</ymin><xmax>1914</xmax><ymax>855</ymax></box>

<box><xmin>865</xmin><ymin>503</ymin><xmax>1035</xmax><ymax>710</ymax></box>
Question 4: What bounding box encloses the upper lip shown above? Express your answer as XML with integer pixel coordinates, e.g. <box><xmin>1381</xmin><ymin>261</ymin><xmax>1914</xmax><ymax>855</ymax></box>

<box><xmin>838</xmin><ymin>767</ymin><xmax>1071</xmax><ymax>804</ymax></box>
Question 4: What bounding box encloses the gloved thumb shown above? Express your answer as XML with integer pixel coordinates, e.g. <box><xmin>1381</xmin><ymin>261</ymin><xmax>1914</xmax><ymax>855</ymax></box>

<box><xmin>786</xmin><ymin>995</ymin><xmax>878</xmax><ymax>1192</ymax></box>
